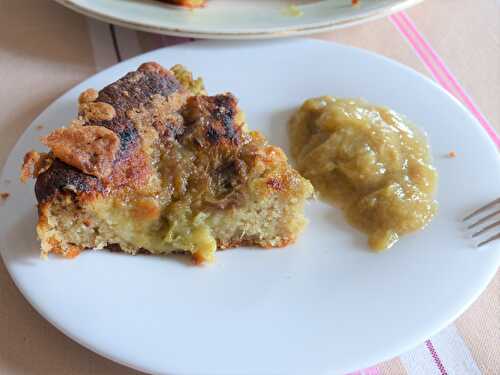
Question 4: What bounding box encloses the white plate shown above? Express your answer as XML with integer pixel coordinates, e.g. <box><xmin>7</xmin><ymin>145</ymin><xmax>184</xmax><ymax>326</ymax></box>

<box><xmin>1</xmin><ymin>40</ymin><xmax>499</xmax><ymax>375</ymax></box>
<box><xmin>55</xmin><ymin>0</ymin><xmax>423</xmax><ymax>39</ymax></box>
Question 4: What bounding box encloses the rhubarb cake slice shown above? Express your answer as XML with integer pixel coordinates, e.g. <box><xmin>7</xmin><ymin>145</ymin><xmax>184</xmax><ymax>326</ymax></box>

<box><xmin>21</xmin><ymin>62</ymin><xmax>313</xmax><ymax>263</ymax></box>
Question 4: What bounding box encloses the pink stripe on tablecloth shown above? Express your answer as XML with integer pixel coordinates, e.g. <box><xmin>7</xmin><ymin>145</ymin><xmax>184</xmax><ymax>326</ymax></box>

<box><xmin>346</xmin><ymin>365</ymin><xmax>381</xmax><ymax>375</ymax></box>
<box><xmin>363</xmin><ymin>365</ymin><xmax>382</xmax><ymax>375</ymax></box>
<box><xmin>425</xmin><ymin>339</ymin><xmax>448</xmax><ymax>375</ymax></box>
<box><xmin>389</xmin><ymin>13</ymin><xmax>453</xmax><ymax>92</ymax></box>
<box><xmin>390</xmin><ymin>12</ymin><xmax>500</xmax><ymax>147</ymax></box>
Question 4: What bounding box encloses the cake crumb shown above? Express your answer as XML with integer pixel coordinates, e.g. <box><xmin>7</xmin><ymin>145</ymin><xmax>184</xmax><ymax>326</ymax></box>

<box><xmin>36</xmin><ymin>125</ymin><xmax>44</xmax><ymax>130</ymax></box>
<box><xmin>78</xmin><ymin>88</ymin><xmax>98</xmax><ymax>104</ymax></box>
<box><xmin>0</xmin><ymin>192</ymin><xmax>10</xmax><ymax>203</ymax></box>
<box><xmin>447</xmin><ymin>151</ymin><xmax>457</xmax><ymax>158</ymax></box>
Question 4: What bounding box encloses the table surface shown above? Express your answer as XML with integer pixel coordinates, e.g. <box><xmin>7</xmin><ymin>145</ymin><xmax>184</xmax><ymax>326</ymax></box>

<box><xmin>0</xmin><ymin>0</ymin><xmax>498</xmax><ymax>374</ymax></box>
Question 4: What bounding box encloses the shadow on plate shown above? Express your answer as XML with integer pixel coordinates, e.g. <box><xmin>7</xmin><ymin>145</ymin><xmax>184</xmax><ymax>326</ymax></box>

<box><xmin>2</xmin><ymin>208</ymin><xmax>41</xmax><ymax>265</ymax></box>
<box><xmin>266</xmin><ymin>107</ymin><xmax>294</xmax><ymax>157</ymax></box>
<box><xmin>323</xmin><ymin>208</ymin><xmax>368</xmax><ymax>252</ymax></box>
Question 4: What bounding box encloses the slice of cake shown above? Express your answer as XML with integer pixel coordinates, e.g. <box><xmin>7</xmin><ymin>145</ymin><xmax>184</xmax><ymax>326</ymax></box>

<box><xmin>21</xmin><ymin>62</ymin><xmax>313</xmax><ymax>263</ymax></box>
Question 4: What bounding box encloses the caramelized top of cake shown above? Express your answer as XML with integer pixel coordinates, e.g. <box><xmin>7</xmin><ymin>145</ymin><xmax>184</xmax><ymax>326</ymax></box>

<box><xmin>27</xmin><ymin>63</ymin><xmax>301</xmax><ymax>212</ymax></box>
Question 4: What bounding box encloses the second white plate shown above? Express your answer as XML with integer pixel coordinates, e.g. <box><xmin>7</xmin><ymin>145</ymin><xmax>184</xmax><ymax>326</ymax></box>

<box><xmin>1</xmin><ymin>39</ymin><xmax>499</xmax><ymax>375</ymax></box>
<box><xmin>55</xmin><ymin>0</ymin><xmax>423</xmax><ymax>39</ymax></box>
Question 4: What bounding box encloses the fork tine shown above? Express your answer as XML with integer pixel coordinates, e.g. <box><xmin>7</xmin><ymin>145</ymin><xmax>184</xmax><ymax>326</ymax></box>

<box><xmin>471</xmin><ymin>219</ymin><xmax>500</xmax><ymax>238</ymax></box>
<box><xmin>463</xmin><ymin>198</ymin><xmax>500</xmax><ymax>221</ymax></box>
<box><xmin>467</xmin><ymin>208</ymin><xmax>500</xmax><ymax>229</ymax></box>
<box><xmin>477</xmin><ymin>233</ymin><xmax>500</xmax><ymax>248</ymax></box>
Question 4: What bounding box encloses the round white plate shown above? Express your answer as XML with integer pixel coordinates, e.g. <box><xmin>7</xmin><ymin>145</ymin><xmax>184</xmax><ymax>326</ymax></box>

<box><xmin>1</xmin><ymin>40</ymin><xmax>499</xmax><ymax>375</ymax></box>
<box><xmin>55</xmin><ymin>0</ymin><xmax>423</xmax><ymax>39</ymax></box>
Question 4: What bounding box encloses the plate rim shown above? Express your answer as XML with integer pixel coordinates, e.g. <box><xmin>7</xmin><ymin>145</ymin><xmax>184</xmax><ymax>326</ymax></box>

<box><xmin>1</xmin><ymin>39</ymin><xmax>499</xmax><ymax>374</ymax></box>
<box><xmin>54</xmin><ymin>0</ymin><xmax>424</xmax><ymax>39</ymax></box>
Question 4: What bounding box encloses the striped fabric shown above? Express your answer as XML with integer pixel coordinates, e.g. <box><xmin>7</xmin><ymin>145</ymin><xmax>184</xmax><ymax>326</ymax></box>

<box><xmin>389</xmin><ymin>12</ymin><xmax>500</xmax><ymax>147</ymax></box>
<box><xmin>85</xmin><ymin>12</ymin><xmax>499</xmax><ymax>375</ymax></box>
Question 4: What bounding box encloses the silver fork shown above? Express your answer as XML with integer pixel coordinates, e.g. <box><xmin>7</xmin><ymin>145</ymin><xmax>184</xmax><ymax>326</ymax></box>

<box><xmin>463</xmin><ymin>198</ymin><xmax>500</xmax><ymax>247</ymax></box>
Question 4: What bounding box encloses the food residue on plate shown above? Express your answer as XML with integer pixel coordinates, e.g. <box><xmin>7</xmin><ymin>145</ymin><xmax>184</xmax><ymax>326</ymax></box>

<box><xmin>447</xmin><ymin>151</ymin><xmax>457</xmax><ymax>158</ymax></box>
<box><xmin>36</xmin><ymin>124</ymin><xmax>44</xmax><ymax>130</ymax></box>
<box><xmin>283</xmin><ymin>4</ymin><xmax>303</xmax><ymax>17</ymax></box>
<box><xmin>0</xmin><ymin>192</ymin><xmax>10</xmax><ymax>203</ymax></box>
<box><xmin>283</xmin><ymin>0</ymin><xmax>360</xmax><ymax>18</ymax></box>
<box><xmin>289</xmin><ymin>96</ymin><xmax>438</xmax><ymax>251</ymax></box>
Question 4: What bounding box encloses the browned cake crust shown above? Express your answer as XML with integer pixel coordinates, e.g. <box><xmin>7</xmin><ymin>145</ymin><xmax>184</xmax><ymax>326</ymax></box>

<box><xmin>35</xmin><ymin>62</ymin><xmax>185</xmax><ymax>202</ymax></box>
